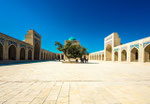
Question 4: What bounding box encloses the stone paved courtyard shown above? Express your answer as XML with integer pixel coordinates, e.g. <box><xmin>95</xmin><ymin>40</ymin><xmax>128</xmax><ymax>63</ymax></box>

<box><xmin>0</xmin><ymin>61</ymin><xmax>150</xmax><ymax>104</ymax></box>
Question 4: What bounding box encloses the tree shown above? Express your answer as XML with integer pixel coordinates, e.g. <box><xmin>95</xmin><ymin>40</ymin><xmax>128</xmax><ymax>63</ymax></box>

<box><xmin>55</xmin><ymin>41</ymin><xmax>88</xmax><ymax>61</ymax></box>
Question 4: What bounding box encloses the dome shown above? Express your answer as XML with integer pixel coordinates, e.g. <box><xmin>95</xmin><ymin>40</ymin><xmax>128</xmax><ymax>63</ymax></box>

<box><xmin>68</xmin><ymin>37</ymin><xmax>76</xmax><ymax>41</ymax></box>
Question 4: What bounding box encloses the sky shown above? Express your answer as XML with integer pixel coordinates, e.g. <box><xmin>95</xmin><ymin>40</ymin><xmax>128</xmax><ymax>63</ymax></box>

<box><xmin>0</xmin><ymin>0</ymin><xmax>150</xmax><ymax>53</ymax></box>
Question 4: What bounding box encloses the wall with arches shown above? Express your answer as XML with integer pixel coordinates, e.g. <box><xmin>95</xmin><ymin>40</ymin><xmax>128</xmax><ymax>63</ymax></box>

<box><xmin>56</xmin><ymin>53</ymin><xmax>64</xmax><ymax>60</ymax></box>
<box><xmin>0</xmin><ymin>30</ymin><xmax>56</xmax><ymax>61</ymax></box>
<box><xmin>89</xmin><ymin>33</ymin><xmax>150</xmax><ymax>63</ymax></box>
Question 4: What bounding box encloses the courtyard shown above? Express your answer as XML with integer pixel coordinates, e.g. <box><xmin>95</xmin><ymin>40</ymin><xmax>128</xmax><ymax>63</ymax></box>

<box><xmin>0</xmin><ymin>61</ymin><xmax>150</xmax><ymax>104</ymax></box>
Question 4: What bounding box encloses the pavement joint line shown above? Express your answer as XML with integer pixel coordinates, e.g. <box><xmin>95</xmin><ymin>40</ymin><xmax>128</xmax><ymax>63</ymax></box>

<box><xmin>55</xmin><ymin>82</ymin><xmax>64</xmax><ymax>104</ymax></box>
<box><xmin>1</xmin><ymin>80</ymin><xmax>150</xmax><ymax>83</ymax></box>
<box><xmin>42</xmin><ymin>82</ymin><xmax>57</xmax><ymax>104</ymax></box>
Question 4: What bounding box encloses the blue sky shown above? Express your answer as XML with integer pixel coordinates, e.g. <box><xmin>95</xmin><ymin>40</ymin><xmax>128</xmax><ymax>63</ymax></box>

<box><xmin>0</xmin><ymin>0</ymin><xmax>150</xmax><ymax>53</ymax></box>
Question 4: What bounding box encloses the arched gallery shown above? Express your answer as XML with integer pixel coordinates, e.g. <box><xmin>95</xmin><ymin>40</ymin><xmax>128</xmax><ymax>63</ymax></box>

<box><xmin>89</xmin><ymin>33</ymin><xmax>150</xmax><ymax>63</ymax></box>
<box><xmin>0</xmin><ymin>30</ymin><xmax>56</xmax><ymax>61</ymax></box>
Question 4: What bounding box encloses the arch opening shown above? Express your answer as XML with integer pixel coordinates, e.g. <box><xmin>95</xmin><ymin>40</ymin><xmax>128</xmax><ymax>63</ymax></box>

<box><xmin>28</xmin><ymin>50</ymin><xmax>32</xmax><ymax>60</ymax></box>
<box><xmin>99</xmin><ymin>55</ymin><xmax>101</xmax><ymax>60</ymax></box>
<box><xmin>57</xmin><ymin>55</ymin><xmax>60</xmax><ymax>60</ymax></box>
<box><xmin>20</xmin><ymin>48</ymin><xmax>25</xmax><ymax>60</ymax></box>
<box><xmin>9</xmin><ymin>45</ymin><xmax>16</xmax><ymax>60</ymax></box>
<box><xmin>106</xmin><ymin>44</ymin><xmax>112</xmax><ymax>61</ymax></box>
<box><xmin>114</xmin><ymin>51</ymin><xmax>118</xmax><ymax>61</ymax></box>
<box><xmin>121</xmin><ymin>50</ymin><xmax>127</xmax><ymax>61</ymax></box>
<box><xmin>131</xmin><ymin>48</ymin><xmax>139</xmax><ymax>62</ymax></box>
<box><xmin>144</xmin><ymin>44</ymin><xmax>150</xmax><ymax>62</ymax></box>
<box><xmin>34</xmin><ymin>43</ymin><xmax>40</xmax><ymax>60</ymax></box>
<box><xmin>0</xmin><ymin>43</ymin><xmax>3</xmax><ymax>60</ymax></box>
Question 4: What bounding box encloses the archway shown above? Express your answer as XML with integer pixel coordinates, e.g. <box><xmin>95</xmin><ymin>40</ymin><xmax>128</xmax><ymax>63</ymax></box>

<box><xmin>114</xmin><ymin>51</ymin><xmax>118</xmax><ymax>61</ymax></box>
<box><xmin>9</xmin><ymin>45</ymin><xmax>16</xmax><ymax>60</ymax></box>
<box><xmin>121</xmin><ymin>50</ymin><xmax>127</xmax><ymax>61</ymax></box>
<box><xmin>20</xmin><ymin>48</ymin><xmax>25</xmax><ymax>60</ymax></box>
<box><xmin>0</xmin><ymin>43</ymin><xmax>3</xmax><ymax>60</ymax></box>
<box><xmin>106</xmin><ymin>44</ymin><xmax>112</xmax><ymax>61</ymax></box>
<box><xmin>57</xmin><ymin>55</ymin><xmax>60</xmax><ymax>60</ymax></box>
<box><xmin>131</xmin><ymin>48</ymin><xmax>139</xmax><ymax>62</ymax></box>
<box><xmin>144</xmin><ymin>44</ymin><xmax>150</xmax><ymax>62</ymax></box>
<box><xmin>34</xmin><ymin>43</ymin><xmax>40</xmax><ymax>60</ymax></box>
<box><xmin>99</xmin><ymin>55</ymin><xmax>101</xmax><ymax>60</ymax></box>
<box><xmin>28</xmin><ymin>50</ymin><xmax>32</xmax><ymax>60</ymax></box>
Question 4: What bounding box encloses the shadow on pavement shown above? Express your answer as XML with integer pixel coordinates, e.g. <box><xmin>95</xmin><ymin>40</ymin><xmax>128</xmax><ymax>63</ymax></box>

<box><xmin>0</xmin><ymin>60</ymin><xmax>56</xmax><ymax>66</ymax></box>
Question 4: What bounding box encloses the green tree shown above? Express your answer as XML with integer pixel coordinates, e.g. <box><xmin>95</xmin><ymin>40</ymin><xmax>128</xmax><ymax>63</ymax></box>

<box><xmin>55</xmin><ymin>41</ymin><xmax>88</xmax><ymax>61</ymax></box>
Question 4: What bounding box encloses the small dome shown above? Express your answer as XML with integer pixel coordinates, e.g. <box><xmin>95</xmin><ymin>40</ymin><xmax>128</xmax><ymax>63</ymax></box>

<box><xmin>68</xmin><ymin>37</ymin><xmax>76</xmax><ymax>41</ymax></box>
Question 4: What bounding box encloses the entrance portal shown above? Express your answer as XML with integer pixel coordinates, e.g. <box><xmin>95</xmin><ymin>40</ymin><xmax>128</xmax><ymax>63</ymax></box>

<box><xmin>106</xmin><ymin>44</ymin><xmax>112</xmax><ymax>61</ymax></box>
<box><xmin>34</xmin><ymin>43</ymin><xmax>40</xmax><ymax>60</ymax></box>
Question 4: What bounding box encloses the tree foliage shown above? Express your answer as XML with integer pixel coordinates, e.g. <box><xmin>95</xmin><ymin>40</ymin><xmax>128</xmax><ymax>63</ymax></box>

<box><xmin>55</xmin><ymin>41</ymin><xmax>88</xmax><ymax>60</ymax></box>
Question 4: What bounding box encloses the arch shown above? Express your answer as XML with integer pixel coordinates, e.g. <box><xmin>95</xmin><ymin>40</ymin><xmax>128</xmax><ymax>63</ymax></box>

<box><xmin>9</xmin><ymin>45</ymin><xmax>16</xmax><ymax>60</ymax></box>
<box><xmin>106</xmin><ymin>44</ymin><xmax>112</xmax><ymax>61</ymax></box>
<box><xmin>99</xmin><ymin>55</ymin><xmax>101</xmax><ymax>60</ymax></box>
<box><xmin>34</xmin><ymin>43</ymin><xmax>40</xmax><ymax>60</ymax></box>
<box><xmin>144</xmin><ymin>44</ymin><xmax>150</xmax><ymax>62</ymax></box>
<box><xmin>20</xmin><ymin>48</ymin><xmax>25</xmax><ymax>60</ymax></box>
<box><xmin>102</xmin><ymin>54</ymin><xmax>104</xmax><ymax>60</ymax></box>
<box><xmin>121</xmin><ymin>50</ymin><xmax>127</xmax><ymax>61</ymax></box>
<box><xmin>28</xmin><ymin>50</ymin><xmax>32</xmax><ymax>60</ymax></box>
<box><xmin>57</xmin><ymin>55</ymin><xmax>60</xmax><ymax>60</ymax></box>
<box><xmin>0</xmin><ymin>43</ymin><xmax>3</xmax><ymax>60</ymax></box>
<box><xmin>114</xmin><ymin>51</ymin><xmax>118</xmax><ymax>61</ymax></box>
<box><xmin>131</xmin><ymin>48</ymin><xmax>139</xmax><ymax>62</ymax></box>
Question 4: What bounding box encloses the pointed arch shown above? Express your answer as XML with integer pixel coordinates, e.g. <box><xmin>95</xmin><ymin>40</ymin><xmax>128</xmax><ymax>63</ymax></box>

<box><xmin>9</xmin><ymin>45</ymin><xmax>16</xmax><ymax>60</ymax></box>
<box><xmin>144</xmin><ymin>44</ymin><xmax>150</xmax><ymax>62</ymax></box>
<box><xmin>20</xmin><ymin>48</ymin><xmax>25</xmax><ymax>60</ymax></box>
<box><xmin>121</xmin><ymin>50</ymin><xmax>127</xmax><ymax>61</ymax></box>
<box><xmin>131</xmin><ymin>48</ymin><xmax>139</xmax><ymax>62</ymax></box>
<box><xmin>28</xmin><ymin>50</ymin><xmax>32</xmax><ymax>60</ymax></box>
<box><xmin>114</xmin><ymin>51</ymin><xmax>118</xmax><ymax>61</ymax></box>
